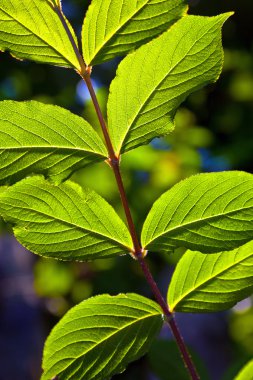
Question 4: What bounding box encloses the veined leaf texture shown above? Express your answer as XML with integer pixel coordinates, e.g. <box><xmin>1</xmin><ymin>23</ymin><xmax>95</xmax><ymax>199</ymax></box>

<box><xmin>0</xmin><ymin>101</ymin><xmax>107</xmax><ymax>185</ymax></box>
<box><xmin>168</xmin><ymin>241</ymin><xmax>253</xmax><ymax>313</ymax></box>
<box><xmin>0</xmin><ymin>0</ymin><xmax>80</xmax><ymax>69</ymax></box>
<box><xmin>42</xmin><ymin>294</ymin><xmax>163</xmax><ymax>379</ymax></box>
<box><xmin>142</xmin><ymin>171</ymin><xmax>253</xmax><ymax>254</ymax></box>
<box><xmin>82</xmin><ymin>0</ymin><xmax>188</xmax><ymax>65</ymax></box>
<box><xmin>107</xmin><ymin>13</ymin><xmax>232</xmax><ymax>155</ymax></box>
<box><xmin>0</xmin><ymin>176</ymin><xmax>132</xmax><ymax>260</ymax></box>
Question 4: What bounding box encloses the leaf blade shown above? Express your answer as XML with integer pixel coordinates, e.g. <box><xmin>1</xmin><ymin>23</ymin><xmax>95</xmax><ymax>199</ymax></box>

<box><xmin>0</xmin><ymin>100</ymin><xmax>107</xmax><ymax>185</ymax></box>
<box><xmin>234</xmin><ymin>359</ymin><xmax>253</xmax><ymax>380</ymax></box>
<box><xmin>0</xmin><ymin>176</ymin><xmax>132</xmax><ymax>261</ymax></box>
<box><xmin>82</xmin><ymin>0</ymin><xmax>188</xmax><ymax>66</ymax></box>
<box><xmin>141</xmin><ymin>171</ymin><xmax>253</xmax><ymax>254</ymax></box>
<box><xmin>168</xmin><ymin>241</ymin><xmax>253</xmax><ymax>313</ymax></box>
<box><xmin>42</xmin><ymin>293</ymin><xmax>163</xmax><ymax>380</ymax></box>
<box><xmin>107</xmin><ymin>13</ymin><xmax>232</xmax><ymax>155</ymax></box>
<box><xmin>148</xmin><ymin>339</ymin><xmax>209</xmax><ymax>380</ymax></box>
<box><xmin>0</xmin><ymin>0</ymin><xmax>80</xmax><ymax>69</ymax></box>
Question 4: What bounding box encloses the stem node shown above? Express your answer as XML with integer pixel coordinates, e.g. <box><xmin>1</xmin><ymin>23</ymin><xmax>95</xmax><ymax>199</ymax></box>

<box><xmin>108</xmin><ymin>156</ymin><xmax>120</xmax><ymax>168</ymax></box>
<box><xmin>82</xmin><ymin>70</ymin><xmax>200</xmax><ymax>380</ymax></box>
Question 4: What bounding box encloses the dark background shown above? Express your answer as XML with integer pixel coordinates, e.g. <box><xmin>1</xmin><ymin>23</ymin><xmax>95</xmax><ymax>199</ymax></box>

<box><xmin>0</xmin><ymin>1</ymin><xmax>252</xmax><ymax>379</ymax></box>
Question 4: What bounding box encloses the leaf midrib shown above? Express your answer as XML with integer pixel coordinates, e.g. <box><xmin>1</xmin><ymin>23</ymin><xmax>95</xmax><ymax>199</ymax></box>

<box><xmin>145</xmin><ymin>204</ymin><xmax>253</xmax><ymax>248</ymax></box>
<box><xmin>170</xmin><ymin>251</ymin><xmax>253</xmax><ymax>310</ymax></box>
<box><xmin>0</xmin><ymin>145</ymin><xmax>106</xmax><ymax>157</ymax></box>
<box><xmin>89</xmin><ymin>0</ymin><xmax>150</xmax><ymax>63</ymax></box>
<box><xmin>0</xmin><ymin>6</ymin><xmax>78</xmax><ymax>68</ymax></box>
<box><xmin>46</xmin><ymin>308</ymin><xmax>161</xmax><ymax>377</ymax></box>
<box><xmin>1</xmin><ymin>200</ymin><xmax>131</xmax><ymax>251</ymax></box>
<box><xmin>113</xmin><ymin>16</ymin><xmax>221</xmax><ymax>154</ymax></box>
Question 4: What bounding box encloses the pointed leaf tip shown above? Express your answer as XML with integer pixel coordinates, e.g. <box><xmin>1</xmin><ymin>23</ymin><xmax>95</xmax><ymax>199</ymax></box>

<box><xmin>107</xmin><ymin>13</ymin><xmax>232</xmax><ymax>155</ymax></box>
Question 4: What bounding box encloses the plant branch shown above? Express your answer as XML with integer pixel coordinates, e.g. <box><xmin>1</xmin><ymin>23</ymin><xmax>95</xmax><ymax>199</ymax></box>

<box><xmin>80</xmin><ymin>71</ymin><xmax>142</xmax><ymax>255</ymax></box>
<box><xmin>53</xmin><ymin>4</ymin><xmax>86</xmax><ymax>73</ymax></box>
<box><xmin>54</xmin><ymin>4</ymin><xmax>141</xmax><ymax>255</ymax></box>
<box><xmin>137</xmin><ymin>255</ymin><xmax>200</xmax><ymax>380</ymax></box>
<box><xmin>80</xmin><ymin>69</ymin><xmax>200</xmax><ymax>380</ymax></box>
<box><xmin>80</xmin><ymin>73</ymin><xmax>117</xmax><ymax>164</ymax></box>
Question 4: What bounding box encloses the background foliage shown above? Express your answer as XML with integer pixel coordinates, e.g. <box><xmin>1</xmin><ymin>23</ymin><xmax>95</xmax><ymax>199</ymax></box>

<box><xmin>0</xmin><ymin>0</ymin><xmax>252</xmax><ymax>379</ymax></box>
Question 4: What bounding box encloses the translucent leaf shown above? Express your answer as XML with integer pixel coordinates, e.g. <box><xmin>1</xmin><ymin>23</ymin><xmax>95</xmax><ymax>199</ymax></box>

<box><xmin>0</xmin><ymin>101</ymin><xmax>107</xmax><ymax>185</ymax></box>
<box><xmin>42</xmin><ymin>293</ymin><xmax>163</xmax><ymax>380</ymax></box>
<box><xmin>141</xmin><ymin>171</ymin><xmax>253</xmax><ymax>254</ymax></box>
<box><xmin>82</xmin><ymin>0</ymin><xmax>188</xmax><ymax>66</ymax></box>
<box><xmin>0</xmin><ymin>176</ymin><xmax>132</xmax><ymax>261</ymax></box>
<box><xmin>234</xmin><ymin>359</ymin><xmax>253</xmax><ymax>380</ymax></box>
<box><xmin>168</xmin><ymin>241</ymin><xmax>253</xmax><ymax>313</ymax></box>
<box><xmin>0</xmin><ymin>0</ymin><xmax>81</xmax><ymax>69</ymax></box>
<box><xmin>107</xmin><ymin>13</ymin><xmax>232</xmax><ymax>155</ymax></box>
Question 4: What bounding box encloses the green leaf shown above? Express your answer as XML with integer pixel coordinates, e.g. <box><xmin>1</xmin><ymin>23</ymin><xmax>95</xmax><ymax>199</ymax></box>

<box><xmin>148</xmin><ymin>339</ymin><xmax>194</xmax><ymax>380</ymax></box>
<box><xmin>148</xmin><ymin>339</ymin><xmax>210</xmax><ymax>380</ymax></box>
<box><xmin>0</xmin><ymin>176</ymin><xmax>132</xmax><ymax>261</ymax></box>
<box><xmin>221</xmin><ymin>358</ymin><xmax>253</xmax><ymax>380</ymax></box>
<box><xmin>168</xmin><ymin>241</ymin><xmax>253</xmax><ymax>313</ymax></box>
<box><xmin>0</xmin><ymin>0</ymin><xmax>81</xmax><ymax>69</ymax></box>
<box><xmin>0</xmin><ymin>187</ymin><xmax>7</xmax><ymax>194</ymax></box>
<box><xmin>0</xmin><ymin>101</ymin><xmax>107</xmax><ymax>185</ymax></box>
<box><xmin>142</xmin><ymin>171</ymin><xmax>253</xmax><ymax>254</ymax></box>
<box><xmin>82</xmin><ymin>0</ymin><xmax>188</xmax><ymax>66</ymax></box>
<box><xmin>42</xmin><ymin>293</ymin><xmax>163</xmax><ymax>380</ymax></box>
<box><xmin>234</xmin><ymin>359</ymin><xmax>253</xmax><ymax>380</ymax></box>
<box><xmin>107</xmin><ymin>13</ymin><xmax>232</xmax><ymax>155</ymax></box>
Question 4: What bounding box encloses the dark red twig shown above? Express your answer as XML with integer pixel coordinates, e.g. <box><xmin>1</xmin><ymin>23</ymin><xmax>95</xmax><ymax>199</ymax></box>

<box><xmin>55</xmin><ymin>7</ymin><xmax>200</xmax><ymax>379</ymax></box>
<box><xmin>82</xmin><ymin>70</ymin><xmax>200</xmax><ymax>380</ymax></box>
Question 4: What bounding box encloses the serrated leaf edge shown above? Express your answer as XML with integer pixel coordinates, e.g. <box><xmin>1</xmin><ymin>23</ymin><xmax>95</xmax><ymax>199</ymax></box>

<box><xmin>169</xmin><ymin>245</ymin><xmax>253</xmax><ymax>311</ymax></box>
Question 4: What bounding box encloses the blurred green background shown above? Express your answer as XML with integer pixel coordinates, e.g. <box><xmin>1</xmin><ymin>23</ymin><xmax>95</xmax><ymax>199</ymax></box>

<box><xmin>0</xmin><ymin>1</ymin><xmax>252</xmax><ymax>379</ymax></box>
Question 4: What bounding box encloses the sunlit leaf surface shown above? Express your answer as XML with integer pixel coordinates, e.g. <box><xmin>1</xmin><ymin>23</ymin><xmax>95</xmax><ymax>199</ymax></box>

<box><xmin>168</xmin><ymin>241</ymin><xmax>253</xmax><ymax>312</ymax></box>
<box><xmin>0</xmin><ymin>0</ymin><xmax>80</xmax><ymax>69</ymax></box>
<box><xmin>107</xmin><ymin>13</ymin><xmax>232</xmax><ymax>155</ymax></box>
<box><xmin>0</xmin><ymin>101</ymin><xmax>107</xmax><ymax>185</ymax></box>
<box><xmin>142</xmin><ymin>171</ymin><xmax>253</xmax><ymax>254</ymax></box>
<box><xmin>82</xmin><ymin>0</ymin><xmax>187</xmax><ymax>65</ymax></box>
<box><xmin>42</xmin><ymin>293</ymin><xmax>163</xmax><ymax>379</ymax></box>
<box><xmin>0</xmin><ymin>176</ymin><xmax>132</xmax><ymax>260</ymax></box>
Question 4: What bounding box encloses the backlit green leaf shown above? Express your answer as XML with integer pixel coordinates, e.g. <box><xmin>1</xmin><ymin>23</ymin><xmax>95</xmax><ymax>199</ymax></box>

<box><xmin>0</xmin><ymin>101</ymin><xmax>107</xmax><ymax>185</ymax></box>
<box><xmin>42</xmin><ymin>293</ymin><xmax>163</xmax><ymax>380</ymax></box>
<box><xmin>234</xmin><ymin>359</ymin><xmax>253</xmax><ymax>380</ymax></box>
<box><xmin>142</xmin><ymin>171</ymin><xmax>253</xmax><ymax>254</ymax></box>
<box><xmin>0</xmin><ymin>176</ymin><xmax>132</xmax><ymax>260</ymax></box>
<box><xmin>82</xmin><ymin>0</ymin><xmax>188</xmax><ymax>66</ymax></box>
<box><xmin>168</xmin><ymin>241</ymin><xmax>253</xmax><ymax>313</ymax></box>
<box><xmin>107</xmin><ymin>13</ymin><xmax>232</xmax><ymax>155</ymax></box>
<box><xmin>0</xmin><ymin>0</ymin><xmax>81</xmax><ymax>69</ymax></box>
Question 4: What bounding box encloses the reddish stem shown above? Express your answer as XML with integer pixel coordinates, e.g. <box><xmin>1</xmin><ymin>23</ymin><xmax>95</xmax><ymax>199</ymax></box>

<box><xmin>82</xmin><ymin>71</ymin><xmax>200</xmax><ymax>380</ymax></box>
<box><xmin>111</xmin><ymin>161</ymin><xmax>142</xmax><ymax>254</ymax></box>
<box><xmin>169</xmin><ymin>318</ymin><xmax>200</xmax><ymax>380</ymax></box>
<box><xmin>55</xmin><ymin>7</ymin><xmax>200</xmax><ymax>370</ymax></box>
<box><xmin>81</xmin><ymin>73</ymin><xmax>116</xmax><ymax>163</ymax></box>
<box><xmin>137</xmin><ymin>255</ymin><xmax>200</xmax><ymax>380</ymax></box>
<box><xmin>53</xmin><ymin>5</ymin><xmax>86</xmax><ymax>73</ymax></box>
<box><xmin>55</xmin><ymin>8</ymin><xmax>200</xmax><ymax>377</ymax></box>
<box><xmin>81</xmin><ymin>72</ymin><xmax>142</xmax><ymax>255</ymax></box>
